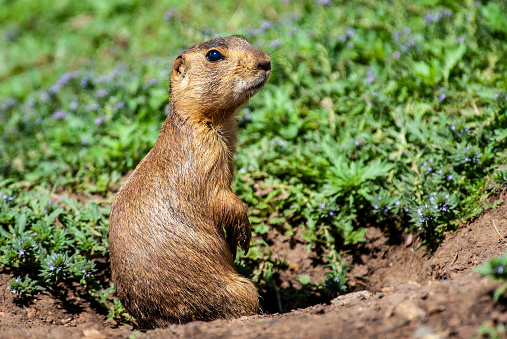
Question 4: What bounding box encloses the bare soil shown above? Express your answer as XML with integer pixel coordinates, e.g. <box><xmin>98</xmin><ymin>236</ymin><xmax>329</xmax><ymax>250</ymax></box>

<box><xmin>1</xmin><ymin>189</ymin><xmax>507</xmax><ymax>339</ymax></box>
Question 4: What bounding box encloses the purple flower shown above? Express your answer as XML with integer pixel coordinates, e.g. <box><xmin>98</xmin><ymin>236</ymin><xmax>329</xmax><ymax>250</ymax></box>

<box><xmin>248</xmin><ymin>165</ymin><xmax>254</xmax><ymax>170</ymax></box>
<box><xmin>260</xmin><ymin>21</ymin><xmax>273</xmax><ymax>30</ymax></box>
<box><xmin>346</xmin><ymin>28</ymin><xmax>355</xmax><ymax>37</ymax></box>
<box><xmin>41</xmin><ymin>92</ymin><xmax>49</xmax><ymax>101</ymax></box>
<box><xmin>94</xmin><ymin>117</ymin><xmax>103</xmax><ymax>125</ymax></box>
<box><xmin>425</xmin><ymin>14</ymin><xmax>433</xmax><ymax>25</ymax></box>
<box><xmin>438</xmin><ymin>93</ymin><xmax>446</xmax><ymax>101</ymax></box>
<box><xmin>19</xmin><ymin>249</ymin><xmax>25</xmax><ymax>256</ymax></box>
<box><xmin>248</xmin><ymin>29</ymin><xmax>260</xmax><ymax>37</ymax></box>
<box><xmin>494</xmin><ymin>93</ymin><xmax>499</xmax><ymax>99</ymax></box>
<box><xmin>447</xmin><ymin>174</ymin><xmax>452</xmax><ymax>180</ymax></box>
<box><xmin>392</xmin><ymin>51</ymin><xmax>401</xmax><ymax>60</ymax></box>
<box><xmin>442</xmin><ymin>9</ymin><xmax>452</xmax><ymax>17</ymax></box>
<box><xmin>80</xmin><ymin>76</ymin><xmax>89</xmax><ymax>88</ymax></box>
<box><xmin>270</xmin><ymin>39</ymin><xmax>281</xmax><ymax>48</ymax></box>
<box><xmin>115</xmin><ymin>101</ymin><xmax>125</xmax><ymax>109</ymax></box>
<box><xmin>86</xmin><ymin>103</ymin><xmax>99</xmax><ymax>111</ymax></box>
<box><xmin>316</xmin><ymin>0</ymin><xmax>330</xmax><ymax>5</ymax></box>
<box><xmin>51</xmin><ymin>110</ymin><xmax>68</xmax><ymax>120</ymax></box>
<box><xmin>49</xmin><ymin>85</ymin><xmax>60</xmax><ymax>94</ymax></box>
<box><xmin>320</xmin><ymin>203</ymin><xmax>326</xmax><ymax>209</ymax></box>
<box><xmin>70</xmin><ymin>101</ymin><xmax>78</xmax><ymax>110</ymax></box>
<box><xmin>28</xmin><ymin>98</ymin><xmax>36</xmax><ymax>107</ymax></box>
<box><xmin>278</xmin><ymin>140</ymin><xmax>284</xmax><ymax>146</ymax></box>
<box><xmin>163</xmin><ymin>9</ymin><xmax>176</xmax><ymax>22</ymax></box>
<box><xmin>96</xmin><ymin>89</ymin><xmax>108</xmax><ymax>98</ymax></box>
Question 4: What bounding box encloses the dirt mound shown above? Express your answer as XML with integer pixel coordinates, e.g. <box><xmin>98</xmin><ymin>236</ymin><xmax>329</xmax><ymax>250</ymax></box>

<box><xmin>1</xmin><ymin>190</ymin><xmax>507</xmax><ymax>339</ymax></box>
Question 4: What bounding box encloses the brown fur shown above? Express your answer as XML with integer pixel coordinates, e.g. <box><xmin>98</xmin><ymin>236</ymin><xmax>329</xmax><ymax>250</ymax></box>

<box><xmin>108</xmin><ymin>35</ymin><xmax>271</xmax><ymax>329</ymax></box>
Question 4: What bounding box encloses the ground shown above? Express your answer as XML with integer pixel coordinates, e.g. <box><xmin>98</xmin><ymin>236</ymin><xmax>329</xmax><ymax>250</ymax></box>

<box><xmin>1</xmin><ymin>189</ymin><xmax>506</xmax><ymax>339</ymax></box>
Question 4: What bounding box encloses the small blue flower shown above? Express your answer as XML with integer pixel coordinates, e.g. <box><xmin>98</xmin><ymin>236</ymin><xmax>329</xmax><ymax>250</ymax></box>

<box><xmin>70</xmin><ymin>101</ymin><xmax>78</xmax><ymax>110</ymax></box>
<box><xmin>270</xmin><ymin>39</ymin><xmax>281</xmax><ymax>48</ymax></box>
<box><xmin>51</xmin><ymin>110</ymin><xmax>68</xmax><ymax>120</ymax></box>
<box><xmin>497</xmin><ymin>266</ymin><xmax>504</xmax><ymax>275</ymax></box>
<box><xmin>425</xmin><ymin>14</ymin><xmax>433</xmax><ymax>25</ymax></box>
<box><xmin>248</xmin><ymin>165</ymin><xmax>254</xmax><ymax>170</ymax></box>
<box><xmin>320</xmin><ymin>203</ymin><xmax>326</xmax><ymax>209</ymax></box>
<box><xmin>346</xmin><ymin>28</ymin><xmax>355</xmax><ymax>37</ymax></box>
<box><xmin>392</xmin><ymin>51</ymin><xmax>400</xmax><ymax>60</ymax></box>
<box><xmin>163</xmin><ymin>9</ymin><xmax>176</xmax><ymax>22</ymax></box>
<box><xmin>49</xmin><ymin>85</ymin><xmax>60</xmax><ymax>94</ymax></box>
<box><xmin>94</xmin><ymin>117</ymin><xmax>103</xmax><ymax>125</ymax></box>
<box><xmin>80</xmin><ymin>76</ymin><xmax>89</xmax><ymax>88</ymax></box>
<box><xmin>96</xmin><ymin>89</ymin><xmax>108</xmax><ymax>98</ymax></box>
<box><xmin>278</xmin><ymin>140</ymin><xmax>284</xmax><ymax>146</ymax></box>
<box><xmin>260</xmin><ymin>21</ymin><xmax>273</xmax><ymax>30</ymax></box>
<box><xmin>115</xmin><ymin>101</ymin><xmax>125</xmax><ymax>109</ymax></box>
<box><xmin>438</xmin><ymin>93</ymin><xmax>446</xmax><ymax>101</ymax></box>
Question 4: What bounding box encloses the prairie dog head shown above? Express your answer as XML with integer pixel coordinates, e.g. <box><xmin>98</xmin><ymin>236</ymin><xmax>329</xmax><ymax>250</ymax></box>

<box><xmin>169</xmin><ymin>35</ymin><xmax>271</xmax><ymax>118</ymax></box>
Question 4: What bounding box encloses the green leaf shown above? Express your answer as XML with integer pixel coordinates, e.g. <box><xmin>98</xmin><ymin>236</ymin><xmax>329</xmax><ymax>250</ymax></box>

<box><xmin>442</xmin><ymin>44</ymin><xmax>466</xmax><ymax>82</ymax></box>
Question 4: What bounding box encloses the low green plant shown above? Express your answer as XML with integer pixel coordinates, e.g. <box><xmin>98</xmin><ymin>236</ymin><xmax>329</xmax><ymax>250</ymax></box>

<box><xmin>476</xmin><ymin>254</ymin><xmax>507</xmax><ymax>301</ymax></box>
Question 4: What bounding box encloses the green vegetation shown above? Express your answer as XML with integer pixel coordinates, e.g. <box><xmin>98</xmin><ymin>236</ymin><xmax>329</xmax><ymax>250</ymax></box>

<box><xmin>1</xmin><ymin>0</ymin><xmax>506</xmax><ymax>320</ymax></box>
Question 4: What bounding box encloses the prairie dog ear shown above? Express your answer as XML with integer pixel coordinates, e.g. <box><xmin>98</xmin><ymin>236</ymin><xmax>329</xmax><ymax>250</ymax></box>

<box><xmin>172</xmin><ymin>54</ymin><xmax>186</xmax><ymax>77</ymax></box>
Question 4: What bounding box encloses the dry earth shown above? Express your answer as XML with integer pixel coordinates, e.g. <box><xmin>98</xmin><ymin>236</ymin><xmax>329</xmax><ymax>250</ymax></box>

<box><xmin>1</xmin><ymin>189</ymin><xmax>507</xmax><ymax>339</ymax></box>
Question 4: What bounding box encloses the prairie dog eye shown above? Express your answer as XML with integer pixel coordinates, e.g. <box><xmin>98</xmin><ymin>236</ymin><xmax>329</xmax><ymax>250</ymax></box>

<box><xmin>206</xmin><ymin>50</ymin><xmax>224</xmax><ymax>62</ymax></box>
